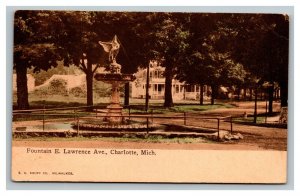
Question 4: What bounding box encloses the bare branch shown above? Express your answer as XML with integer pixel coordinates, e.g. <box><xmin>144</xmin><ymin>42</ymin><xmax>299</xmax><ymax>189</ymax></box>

<box><xmin>92</xmin><ymin>64</ymin><xmax>101</xmax><ymax>73</ymax></box>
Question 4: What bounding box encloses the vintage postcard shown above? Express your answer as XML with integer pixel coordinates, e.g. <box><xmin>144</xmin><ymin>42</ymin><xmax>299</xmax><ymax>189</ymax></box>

<box><xmin>11</xmin><ymin>10</ymin><xmax>288</xmax><ymax>183</ymax></box>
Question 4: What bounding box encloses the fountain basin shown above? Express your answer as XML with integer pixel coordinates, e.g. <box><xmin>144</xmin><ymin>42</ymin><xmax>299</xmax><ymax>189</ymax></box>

<box><xmin>72</xmin><ymin>120</ymin><xmax>157</xmax><ymax>132</ymax></box>
<box><xmin>94</xmin><ymin>73</ymin><xmax>136</xmax><ymax>82</ymax></box>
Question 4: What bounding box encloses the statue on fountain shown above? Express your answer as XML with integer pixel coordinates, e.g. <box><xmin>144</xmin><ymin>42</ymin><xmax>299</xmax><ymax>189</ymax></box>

<box><xmin>99</xmin><ymin>35</ymin><xmax>121</xmax><ymax>74</ymax></box>
<box><xmin>96</xmin><ymin>35</ymin><xmax>135</xmax><ymax>123</ymax></box>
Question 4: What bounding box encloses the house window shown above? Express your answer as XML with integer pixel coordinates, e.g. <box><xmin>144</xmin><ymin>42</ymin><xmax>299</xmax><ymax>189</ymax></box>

<box><xmin>158</xmin><ymin>84</ymin><xmax>164</xmax><ymax>94</ymax></box>
<box><xmin>186</xmin><ymin>85</ymin><xmax>191</xmax><ymax>92</ymax></box>
<box><xmin>158</xmin><ymin>84</ymin><xmax>162</xmax><ymax>92</ymax></box>
<box><xmin>180</xmin><ymin>85</ymin><xmax>184</xmax><ymax>92</ymax></box>
<box><xmin>154</xmin><ymin>70</ymin><xmax>158</xmax><ymax>78</ymax></box>
<box><xmin>176</xmin><ymin>85</ymin><xmax>179</xmax><ymax>93</ymax></box>
<box><xmin>159</xmin><ymin>71</ymin><xmax>164</xmax><ymax>78</ymax></box>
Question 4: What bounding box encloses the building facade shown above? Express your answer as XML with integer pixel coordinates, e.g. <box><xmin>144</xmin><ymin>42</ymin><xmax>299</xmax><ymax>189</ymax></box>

<box><xmin>131</xmin><ymin>61</ymin><xmax>210</xmax><ymax>100</ymax></box>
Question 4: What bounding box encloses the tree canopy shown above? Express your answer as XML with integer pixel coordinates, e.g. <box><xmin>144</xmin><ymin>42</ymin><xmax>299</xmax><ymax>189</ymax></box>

<box><xmin>13</xmin><ymin>11</ymin><xmax>289</xmax><ymax>109</ymax></box>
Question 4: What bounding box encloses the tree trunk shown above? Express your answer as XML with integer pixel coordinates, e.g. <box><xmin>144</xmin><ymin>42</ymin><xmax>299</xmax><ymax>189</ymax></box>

<box><xmin>211</xmin><ymin>84</ymin><xmax>217</xmax><ymax>105</ymax></box>
<box><xmin>164</xmin><ymin>65</ymin><xmax>174</xmax><ymax>107</ymax></box>
<box><xmin>268</xmin><ymin>85</ymin><xmax>274</xmax><ymax>114</ymax></box>
<box><xmin>86</xmin><ymin>62</ymin><xmax>93</xmax><ymax>111</ymax></box>
<box><xmin>280</xmin><ymin>81</ymin><xmax>288</xmax><ymax>107</ymax></box>
<box><xmin>199</xmin><ymin>84</ymin><xmax>204</xmax><ymax>105</ymax></box>
<box><xmin>237</xmin><ymin>87</ymin><xmax>240</xmax><ymax>101</ymax></box>
<box><xmin>249</xmin><ymin>88</ymin><xmax>253</xmax><ymax>101</ymax></box>
<box><xmin>124</xmin><ymin>82</ymin><xmax>130</xmax><ymax>106</ymax></box>
<box><xmin>243</xmin><ymin>88</ymin><xmax>247</xmax><ymax>100</ymax></box>
<box><xmin>16</xmin><ymin>64</ymin><xmax>29</xmax><ymax>109</ymax></box>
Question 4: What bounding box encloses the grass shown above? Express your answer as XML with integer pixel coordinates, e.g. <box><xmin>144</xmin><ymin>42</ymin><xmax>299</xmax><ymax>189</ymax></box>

<box><xmin>13</xmin><ymin>94</ymin><xmax>236</xmax><ymax>121</ymax></box>
<box><xmin>14</xmin><ymin>103</ymin><xmax>231</xmax><ymax>121</ymax></box>
<box><xmin>127</xmin><ymin>103</ymin><xmax>235</xmax><ymax>114</ymax></box>
<box><xmin>13</xmin><ymin>135</ymin><xmax>210</xmax><ymax>144</ymax></box>
<box><xmin>233</xmin><ymin>116</ymin><xmax>266</xmax><ymax>124</ymax></box>
<box><xmin>232</xmin><ymin>115</ymin><xmax>287</xmax><ymax>128</ymax></box>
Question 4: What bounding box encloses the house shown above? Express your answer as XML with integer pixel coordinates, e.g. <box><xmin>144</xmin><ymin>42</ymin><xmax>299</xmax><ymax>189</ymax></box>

<box><xmin>131</xmin><ymin>61</ymin><xmax>210</xmax><ymax>100</ymax></box>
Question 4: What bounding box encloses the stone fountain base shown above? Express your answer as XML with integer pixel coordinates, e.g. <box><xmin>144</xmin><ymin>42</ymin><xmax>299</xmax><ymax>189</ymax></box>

<box><xmin>94</xmin><ymin>72</ymin><xmax>136</xmax><ymax>124</ymax></box>
<box><xmin>103</xmin><ymin>104</ymin><xmax>124</xmax><ymax>123</ymax></box>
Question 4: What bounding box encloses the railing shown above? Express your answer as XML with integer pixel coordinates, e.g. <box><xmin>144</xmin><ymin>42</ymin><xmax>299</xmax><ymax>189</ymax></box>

<box><xmin>12</xmin><ymin>106</ymin><xmax>234</xmax><ymax>140</ymax></box>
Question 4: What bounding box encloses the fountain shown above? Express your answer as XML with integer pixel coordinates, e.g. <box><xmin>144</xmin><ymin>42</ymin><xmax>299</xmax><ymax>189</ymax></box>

<box><xmin>94</xmin><ymin>35</ymin><xmax>135</xmax><ymax>124</ymax></box>
<box><xmin>70</xmin><ymin>35</ymin><xmax>160</xmax><ymax>133</ymax></box>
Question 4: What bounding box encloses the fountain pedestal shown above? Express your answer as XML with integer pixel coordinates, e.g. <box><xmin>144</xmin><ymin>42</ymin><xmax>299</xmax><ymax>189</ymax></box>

<box><xmin>104</xmin><ymin>81</ymin><xmax>123</xmax><ymax>123</ymax></box>
<box><xmin>94</xmin><ymin>73</ymin><xmax>135</xmax><ymax>124</ymax></box>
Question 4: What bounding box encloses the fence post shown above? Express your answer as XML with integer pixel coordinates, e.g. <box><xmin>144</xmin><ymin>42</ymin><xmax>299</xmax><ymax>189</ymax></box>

<box><xmin>129</xmin><ymin>106</ymin><xmax>131</xmax><ymax>120</ymax></box>
<box><xmin>151</xmin><ymin>109</ymin><xmax>153</xmax><ymax>123</ymax></box>
<box><xmin>96</xmin><ymin>108</ymin><xmax>98</xmax><ymax>118</ymax></box>
<box><xmin>43</xmin><ymin>104</ymin><xmax>45</xmax><ymax>131</ymax></box>
<box><xmin>146</xmin><ymin>117</ymin><xmax>149</xmax><ymax>134</ymax></box>
<box><xmin>184</xmin><ymin>112</ymin><xmax>186</xmax><ymax>126</ymax></box>
<box><xmin>77</xmin><ymin>115</ymin><xmax>79</xmax><ymax>136</ymax></box>
<box><xmin>230</xmin><ymin>116</ymin><xmax>233</xmax><ymax>134</ymax></box>
<box><xmin>265</xmin><ymin>99</ymin><xmax>268</xmax><ymax>123</ymax></box>
<box><xmin>217</xmin><ymin>118</ymin><xmax>220</xmax><ymax>141</ymax></box>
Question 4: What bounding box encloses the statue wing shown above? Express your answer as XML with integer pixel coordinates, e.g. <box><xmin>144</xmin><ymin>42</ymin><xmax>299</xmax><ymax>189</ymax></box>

<box><xmin>98</xmin><ymin>41</ymin><xmax>112</xmax><ymax>53</ymax></box>
<box><xmin>112</xmin><ymin>35</ymin><xmax>120</xmax><ymax>48</ymax></box>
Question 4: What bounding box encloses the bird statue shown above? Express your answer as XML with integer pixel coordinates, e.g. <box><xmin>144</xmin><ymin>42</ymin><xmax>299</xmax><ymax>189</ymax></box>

<box><xmin>99</xmin><ymin>35</ymin><xmax>120</xmax><ymax>64</ymax></box>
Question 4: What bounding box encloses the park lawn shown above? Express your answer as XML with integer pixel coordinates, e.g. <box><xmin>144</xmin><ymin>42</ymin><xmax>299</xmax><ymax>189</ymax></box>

<box><xmin>125</xmin><ymin>103</ymin><xmax>235</xmax><ymax>114</ymax></box>
<box><xmin>13</xmin><ymin>94</ymin><xmax>236</xmax><ymax>115</ymax></box>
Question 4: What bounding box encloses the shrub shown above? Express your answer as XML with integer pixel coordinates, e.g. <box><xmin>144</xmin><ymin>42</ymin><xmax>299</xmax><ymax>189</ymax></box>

<box><xmin>70</xmin><ymin>86</ymin><xmax>86</xmax><ymax>97</ymax></box>
<box><xmin>48</xmin><ymin>78</ymin><xmax>68</xmax><ymax>95</ymax></box>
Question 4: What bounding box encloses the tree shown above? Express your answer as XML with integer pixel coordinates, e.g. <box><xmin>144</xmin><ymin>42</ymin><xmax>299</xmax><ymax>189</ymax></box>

<box><xmin>215</xmin><ymin>14</ymin><xmax>289</xmax><ymax>110</ymax></box>
<box><xmin>14</xmin><ymin>11</ymin><xmax>61</xmax><ymax>109</ymax></box>
<box><xmin>143</xmin><ymin>13</ymin><xmax>190</xmax><ymax>107</ymax></box>
<box><xmin>53</xmin><ymin>11</ymin><xmax>107</xmax><ymax>109</ymax></box>
<box><xmin>177</xmin><ymin>13</ymin><xmax>247</xmax><ymax>105</ymax></box>
<box><xmin>57</xmin><ymin>11</ymin><xmax>152</xmax><ymax>108</ymax></box>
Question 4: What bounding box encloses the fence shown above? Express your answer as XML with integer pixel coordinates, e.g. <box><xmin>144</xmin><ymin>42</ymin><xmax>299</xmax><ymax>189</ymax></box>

<box><xmin>13</xmin><ymin>105</ymin><xmax>233</xmax><ymax>140</ymax></box>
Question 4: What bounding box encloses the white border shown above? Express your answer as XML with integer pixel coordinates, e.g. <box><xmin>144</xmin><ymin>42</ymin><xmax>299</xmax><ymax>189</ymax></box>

<box><xmin>1</xmin><ymin>0</ymin><xmax>299</xmax><ymax>195</ymax></box>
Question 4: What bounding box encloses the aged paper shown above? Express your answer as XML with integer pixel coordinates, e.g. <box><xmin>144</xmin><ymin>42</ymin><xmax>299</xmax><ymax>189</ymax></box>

<box><xmin>12</xmin><ymin>147</ymin><xmax>286</xmax><ymax>183</ymax></box>
<box><xmin>12</xmin><ymin>10</ymin><xmax>288</xmax><ymax>183</ymax></box>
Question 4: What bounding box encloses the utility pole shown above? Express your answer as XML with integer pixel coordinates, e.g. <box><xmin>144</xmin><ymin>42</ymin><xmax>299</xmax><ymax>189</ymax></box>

<box><xmin>254</xmin><ymin>85</ymin><xmax>258</xmax><ymax>123</ymax></box>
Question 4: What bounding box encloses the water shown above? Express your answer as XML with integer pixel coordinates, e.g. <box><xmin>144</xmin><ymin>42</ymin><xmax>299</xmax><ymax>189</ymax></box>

<box><xmin>15</xmin><ymin>123</ymin><xmax>73</xmax><ymax>132</ymax></box>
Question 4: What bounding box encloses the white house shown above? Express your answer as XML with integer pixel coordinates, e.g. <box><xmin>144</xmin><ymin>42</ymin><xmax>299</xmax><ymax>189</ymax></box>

<box><xmin>131</xmin><ymin>61</ymin><xmax>210</xmax><ymax>100</ymax></box>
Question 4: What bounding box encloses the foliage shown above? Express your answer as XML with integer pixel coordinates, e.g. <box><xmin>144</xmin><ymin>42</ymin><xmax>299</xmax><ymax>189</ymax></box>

<box><xmin>14</xmin><ymin>11</ymin><xmax>289</xmax><ymax>109</ymax></box>
<box><xmin>14</xmin><ymin>11</ymin><xmax>63</xmax><ymax>109</ymax></box>
<box><xmin>70</xmin><ymin>87</ymin><xmax>86</xmax><ymax>98</ymax></box>
<box><xmin>33</xmin><ymin>78</ymin><xmax>68</xmax><ymax>96</ymax></box>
